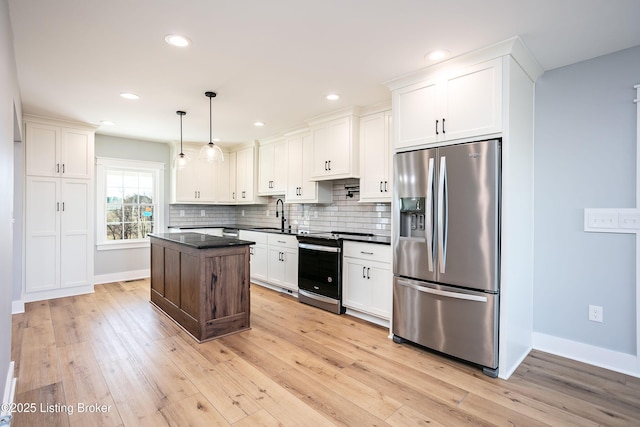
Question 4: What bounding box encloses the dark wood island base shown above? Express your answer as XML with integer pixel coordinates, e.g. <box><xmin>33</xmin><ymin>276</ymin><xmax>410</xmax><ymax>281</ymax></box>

<box><xmin>149</xmin><ymin>233</ymin><xmax>254</xmax><ymax>342</ymax></box>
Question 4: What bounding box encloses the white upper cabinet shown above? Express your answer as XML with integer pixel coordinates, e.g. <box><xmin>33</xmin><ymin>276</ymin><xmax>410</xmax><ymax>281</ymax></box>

<box><xmin>310</xmin><ymin>113</ymin><xmax>360</xmax><ymax>180</ymax></box>
<box><xmin>442</xmin><ymin>58</ymin><xmax>503</xmax><ymax>141</ymax></box>
<box><xmin>258</xmin><ymin>138</ymin><xmax>287</xmax><ymax>195</ymax></box>
<box><xmin>235</xmin><ymin>145</ymin><xmax>266</xmax><ymax>204</ymax></box>
<box><xmin>393</xmin><ymin>58</ymin><xmax>502</xmax><ymax>150</ymax></box>
<box><xmin>359</xmin><ymin>110</ymin><xmax>392</xmax><ymax>202</ymax></box>
<box><xmin>25</xmin><ymin>118</ymin><xmax>94</xmax><ymax>179</ymax></box>
<box><xmin>173</xmin><ymin>145</ymin><xmax>220</xmax><ymax>204</ymax></box>
<box><xmin>285</xmin><ymin>132</ymin><xmax>332</xmax><ymax>203</ymax></box>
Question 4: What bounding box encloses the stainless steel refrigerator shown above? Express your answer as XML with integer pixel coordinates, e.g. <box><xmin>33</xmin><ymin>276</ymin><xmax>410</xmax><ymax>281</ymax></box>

<box><xmin>392</xmin><ymin>138</ymin><xmax>500</xmax><ymax>377</ymax></box>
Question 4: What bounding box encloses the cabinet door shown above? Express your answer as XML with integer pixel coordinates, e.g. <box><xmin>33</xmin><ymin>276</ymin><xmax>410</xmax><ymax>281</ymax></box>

<box><xmin>60</xmin><ymin>180</ymin><xmax>91</xmax><ymax>288</ymax></box>
<box><xmin>393</xmin><ymin>80</ymin><xmax>439</xmax><ymax>149</ymax></box>
<box><xmin>258</xmin><ymin>143</ymin><xmax>275</xmax><ymax>194</ymax></box>
<box><xmin>281</xmin><ymin>247</ymin><xmax>298</xmax><ymax>291</ymax></box>
<box><xmin>61</xmin><ymin>128</ymin><xmax>93</xmax><ymax>179</ymax></box>
<box><xmin>311</xmin><ymin>124</ymin><xmax>331</xmax><ymax>177</ymax></box>
<box><xmin>272</xmin><ymin>141</ymin><xmax>288</xmax><ymax>194</ymax></box>
<box><xmin>268</xmin><ymin>247</ymin><xmax>285</xmax><ymax>286</ymax></box>
<box><xmin>285</xmin><ymin>135</ymin><xmax>303</xmax><ymax>200</ymax></box>
<box><xmin>227</xmin><ymin>151</ymin><xmax>237</xmax><ymax>202</ymax></box>
<box><xmin>360</xmin><ymin>112</ymin><xmax>391</xmax><ymax>202</ymax></box>
<box><xmin>250</xmin><ymin>243</ymin><xmax>268</xmax><ymax>282</ymax></box>
<box><xmin>26</xmin><ymin>122</ymin><xmax>60</xmax><ymax>177</ymax></box>
<box><xmin>442</xmin><ymin>58</ymin><xmax>502</xmax><ymax>141</ymax></box>
<box><xmin>367</xmin><ymin>262</ymin><xmax>392</xmax><ymax>319</ymax></box>
<box><xmin>343</xmin><ymin>257</ymin><xmax>368</xmax><ymax>312</ymax></box>
<box><xmin>175</xmin><ymin>146</ymin><xmax>199</xmax><ymax>202</ymax></box>
<box><xmin>25</xmin><ymin>177</ymin><xmax>60</xmax><ymax>292</ymax></box>
<box><xmin>215</xmin><ymin>155</ymin><xmax>231</xmax><ymax>202</ymax></box>
<box><xmin>236</xmin><ymin>147</ymin><xmax>256</xmax><ymax>202</ymax></box>
<box><xmin>196</xmin><ymin>157</ymin><xmax>217</xmax><ymax>202</ymax></box>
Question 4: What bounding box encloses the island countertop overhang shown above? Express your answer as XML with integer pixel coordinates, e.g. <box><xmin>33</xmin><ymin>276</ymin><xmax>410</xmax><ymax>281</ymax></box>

<box><xmin>149</xmin><ymin>232</ymin><xmax>255</xmax><ymax>249</ymax></box>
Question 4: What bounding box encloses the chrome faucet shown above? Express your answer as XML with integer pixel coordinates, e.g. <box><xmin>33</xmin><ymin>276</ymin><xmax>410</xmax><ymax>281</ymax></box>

<box><xmin>276</xmin><ymin>198</ymin><xmax>286</xmax><ymax>232</ymax></box>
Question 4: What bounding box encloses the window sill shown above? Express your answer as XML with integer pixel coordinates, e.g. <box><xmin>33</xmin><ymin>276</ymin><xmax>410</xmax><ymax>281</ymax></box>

<box><xmin>97</xmin><ymin>240</ymin><xmax>150</xmax><ymax>251</ymax></box>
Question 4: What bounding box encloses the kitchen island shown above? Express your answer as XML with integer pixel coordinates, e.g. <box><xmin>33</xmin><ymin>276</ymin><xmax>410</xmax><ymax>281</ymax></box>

<box><xmin>149</xmin><ymin>232</ymin><xmax>255</xmax><ymax>342</ymax></box>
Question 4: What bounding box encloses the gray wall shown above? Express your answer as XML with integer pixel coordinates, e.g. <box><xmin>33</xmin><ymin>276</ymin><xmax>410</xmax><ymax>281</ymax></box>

<box><xmin>94</xmin><ymin>134</ymin><xmax>170</xmax><ymax>278</ymax></box>
<box><xmin>1</xmin><ymin>0</ymin><xmax>22</xmax><ymax>399</ymax></box>
<box><xmin>534</xmin><ymin>45</ymin><xmax>640</xmax><ymax>354</ymax></box>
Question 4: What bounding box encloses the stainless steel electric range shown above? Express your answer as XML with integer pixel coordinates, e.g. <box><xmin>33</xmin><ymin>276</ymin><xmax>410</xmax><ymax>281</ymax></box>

<box><xmin>296</xmin><ymin>231</ymin><xmax>374</xmax><ymax>314</ymax></box>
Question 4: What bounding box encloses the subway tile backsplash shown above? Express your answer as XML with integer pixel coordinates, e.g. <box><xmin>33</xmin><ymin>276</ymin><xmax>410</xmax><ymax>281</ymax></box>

<box><xmin>169</xmin><ymin>179</ymin><xmax>391</xmax><ymax>236</ymax></box>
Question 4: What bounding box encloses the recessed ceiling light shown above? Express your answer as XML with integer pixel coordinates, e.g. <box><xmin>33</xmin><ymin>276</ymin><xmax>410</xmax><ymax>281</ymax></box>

<box><xmin>425</xmin><ymin>50</ymin><xmax>449</xmax><ymax>61</ymax></box>
<box><xmin>100</xmin><ymin>120</ymin><xmax>115</xmax><ymax>126</ymax></box>
<box><xmin>254</xmin><ymin>121</ymin><xmax>265</xmax><ymax>127</ymax></box>
<box><xmin>120</xmin><ymin>92</ymin><xmax>139</xmax><ymax>100</ymax></box>
<box><xmin>165</xmin><ymin>34</ymin><xmax>191</xmax><ymax>47</ymax></box>
<box><xmin>326</xmin><ymin>93</ymin><xmax>340</xmax><ymax>101</ymax></box>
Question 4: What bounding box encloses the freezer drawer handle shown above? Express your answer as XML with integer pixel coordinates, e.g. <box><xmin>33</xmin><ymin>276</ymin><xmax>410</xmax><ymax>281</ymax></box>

<box><xmin>397</xmin><ymin>280</ymin><xmax>487</xmax><ymax>303</ymax></box>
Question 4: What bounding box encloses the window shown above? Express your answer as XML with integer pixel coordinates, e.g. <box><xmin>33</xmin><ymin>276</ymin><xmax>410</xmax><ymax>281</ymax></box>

<box><xmin>96</xmin><ymin>158</ymin><xmax>164</xmax><ymax>250</ymax></box>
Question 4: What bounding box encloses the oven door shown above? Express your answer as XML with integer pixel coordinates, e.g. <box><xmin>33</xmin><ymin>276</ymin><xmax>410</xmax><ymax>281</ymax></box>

<box><xmin>298</xmin><ymin>243</ymin><xmax>341</xmax><ymax>300</ymax></box>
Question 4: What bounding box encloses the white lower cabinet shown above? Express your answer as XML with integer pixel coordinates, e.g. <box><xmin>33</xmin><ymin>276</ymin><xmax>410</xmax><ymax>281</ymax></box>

<box><xmin>239</xmin><ymin>230</ymin><xmax>297</xmax><ymax>292</ymax></box>
<box><xmin>266</xmin><ymin>234</ymin><xmax>298</xmax><ymax>292</ymax></box>
<box><xmin>25</xmin><ymin>177</ymin><xmax>92</xmax><ymax>293</ymax></box>
<box><xmin>342</xmin><ymin>241</ymin><xmax>392</xmax><ymax>320</ymax></box>
<box><xmin>239</xmin><ymin>230</ymin><xmax>269</xmax><ymax>283</ymax></box>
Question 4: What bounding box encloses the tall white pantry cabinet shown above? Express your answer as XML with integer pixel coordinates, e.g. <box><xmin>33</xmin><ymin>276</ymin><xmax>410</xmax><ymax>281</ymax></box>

<box><xmin>385</xmin><ymin>37</ymin><xmax>543</xmax><ymax>379</ymax></box>
<box><xmin>23</xmin><ymin>115</ymin><xmax>96</xmax><ymax>301</ymax></box>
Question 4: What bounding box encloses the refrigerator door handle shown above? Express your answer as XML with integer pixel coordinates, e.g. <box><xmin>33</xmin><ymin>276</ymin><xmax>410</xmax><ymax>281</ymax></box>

<box><xmin>425</xmin><ymin>157</ymin><xmax>435</xmax><ymax>272</ymax></box>
<box><xmin>396</xmin><ymin>279</ymin><xmax>488</xmax><ymax>303</ymax></box>
<box><xmin>437</xmin><ymin>156</ymin><xmax>448</xmax><ymax>273</ymax></box>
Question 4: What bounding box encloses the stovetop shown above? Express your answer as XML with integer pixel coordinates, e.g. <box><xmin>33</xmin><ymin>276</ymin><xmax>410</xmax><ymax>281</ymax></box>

<box><xmin>297</xmin><ymin>230</ymin><xmax>391</xmax><ymax>246</ymax></box>
<box><xmin>307</xmin><ymin>231</ymin><xmax>375</xmax><ymax>239</ymax></box>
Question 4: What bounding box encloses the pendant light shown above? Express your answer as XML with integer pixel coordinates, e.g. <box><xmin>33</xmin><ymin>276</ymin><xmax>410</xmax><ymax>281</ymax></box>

<box><xmin>199</xmin><ymin>91</ymin><xmax>224</xmax><ymax>162</ymax></box>
<box><xmin>174</xmin><ymin>110</ymin><xmax>190</xmax><ymax>170</ymax></box>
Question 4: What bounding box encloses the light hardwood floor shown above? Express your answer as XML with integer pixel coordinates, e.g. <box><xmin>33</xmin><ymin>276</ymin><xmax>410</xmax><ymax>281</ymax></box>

<box><xmin>10</xmin><ymin>279</ymin><xmax>640</xmax><ymax>426</ymax></box>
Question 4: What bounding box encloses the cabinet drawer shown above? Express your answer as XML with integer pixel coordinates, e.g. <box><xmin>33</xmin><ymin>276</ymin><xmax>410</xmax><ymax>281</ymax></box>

<box><xmin>343</xmin><ymin>241</ymin><xmax>390</xmax><ymax>263</ymax></box>
<box><xmin>267</xmin><ymin>233</ymin><xmax>298</xmax><ymax>249</ymax></box>
<box><xmin>239</xmin><ymin>230</ymin><xmax>268</xmax><ymax>244</ymax></box>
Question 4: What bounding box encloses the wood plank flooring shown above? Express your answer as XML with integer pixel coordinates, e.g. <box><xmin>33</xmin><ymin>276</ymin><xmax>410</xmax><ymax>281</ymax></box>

<box><xmin>10</xmin><ymin>279</ymin><xmax>640</xmax><ymax>426</ymax></box>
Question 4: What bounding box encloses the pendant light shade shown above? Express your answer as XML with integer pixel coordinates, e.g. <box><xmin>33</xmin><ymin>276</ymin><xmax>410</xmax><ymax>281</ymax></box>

<box><xmin>199</xmin><ymin>91</ymin><xmax>224</xmax><ymax>162</ymax></box>
<box><xmin>174</xmin><ymin>110</ymin><xmax>190</xmax><ymax>170</ymax></box>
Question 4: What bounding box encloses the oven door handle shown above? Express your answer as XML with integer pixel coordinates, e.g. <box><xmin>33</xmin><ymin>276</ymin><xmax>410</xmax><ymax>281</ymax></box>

<box><xmin>298</xmin><ymin>243</ymin><xmax>341</xmax><ymax>253</ymax></box>
<box><xmin>299</xmin><ymin>289</ymin><xmax>339</xmax><ymax>304</ymax></box>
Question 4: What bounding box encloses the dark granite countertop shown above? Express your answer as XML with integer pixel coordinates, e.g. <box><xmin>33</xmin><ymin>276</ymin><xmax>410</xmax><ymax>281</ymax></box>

<box><xmin>149</xmin><ymin>232</ymin><xmax>255</xmax><ymax>249</ymax></box>
<box><xmin>340</xmin><ymin>235</ymin><xmax>391</xmax><ymax>245</ymax></box>
<box><xmin>165</xmin><ymin>225</ymin><xmax>391</xmax><ymax>245</ymax></box>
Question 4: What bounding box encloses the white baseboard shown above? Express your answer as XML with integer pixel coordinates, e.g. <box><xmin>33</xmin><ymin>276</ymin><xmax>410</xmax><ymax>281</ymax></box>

<box><xmin>93</xmin><ymin>269</ymin><xmax>150</xmax><ymax>285</ymax></box>
<box><xmin>1</xmin><ymin>361</ymin><xmax>16</xmax><ymax>420</ymax></box>
<box><xmin>533</xmin><ymin>332</ymin><xmax>639</xmax><ymax>378</ymax></box>
<box><xmin>22</xmin><ymin>284</ymin><xmax>94</xmax><ymax>303</ymax></box>
<box><xmin>11</xmin><ymin>300</ymin><xmax>24</xmax><ymax>315</ymax></box>
<box><xmin>345</xmin><ymin>308</ymin><xmax>390</xmax><ymax>329</ymax></box>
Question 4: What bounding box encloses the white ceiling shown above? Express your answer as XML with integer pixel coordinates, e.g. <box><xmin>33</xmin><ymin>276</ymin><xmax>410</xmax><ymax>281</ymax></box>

<box><xmin>8</xmin><ymin>0</ymin><xmax>640</xmax><ymax>148</ymax></box>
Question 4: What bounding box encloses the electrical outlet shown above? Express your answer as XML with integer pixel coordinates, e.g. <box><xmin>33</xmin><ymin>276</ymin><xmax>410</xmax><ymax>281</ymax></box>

<box><xmin>266</xmin><ymin>210</ymin><xmax>270</xmax><ymax>216</ymax></box>
<box><xmin>241</xmin><ymin>210</ymin><xmax>245</xmax><ymax>217</ymax></box>
<box><xmin>314</xmin><ymin>211</ymin><xmax>318</xmax><ymax>218</ymax></box>
<box><xmin>179</xmin><ymin>210</ymin><xmax>185</xmax><ymax>217</ymax></box>
<box><xmin>589</xmin><ymin>305</ymin><xmax>603</xmax><ymax>323</ymax></box>
<box><xmin>200</xmin><ymin>210</ymin><xmax>206</xmax><ymax>217</ymax></box>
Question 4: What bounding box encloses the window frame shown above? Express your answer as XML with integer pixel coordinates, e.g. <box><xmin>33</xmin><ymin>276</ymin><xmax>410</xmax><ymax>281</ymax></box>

<box><xmin>96</xmin><ymin>157</ymin><xmax>165</xmax><ymax>251</ymax></box>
